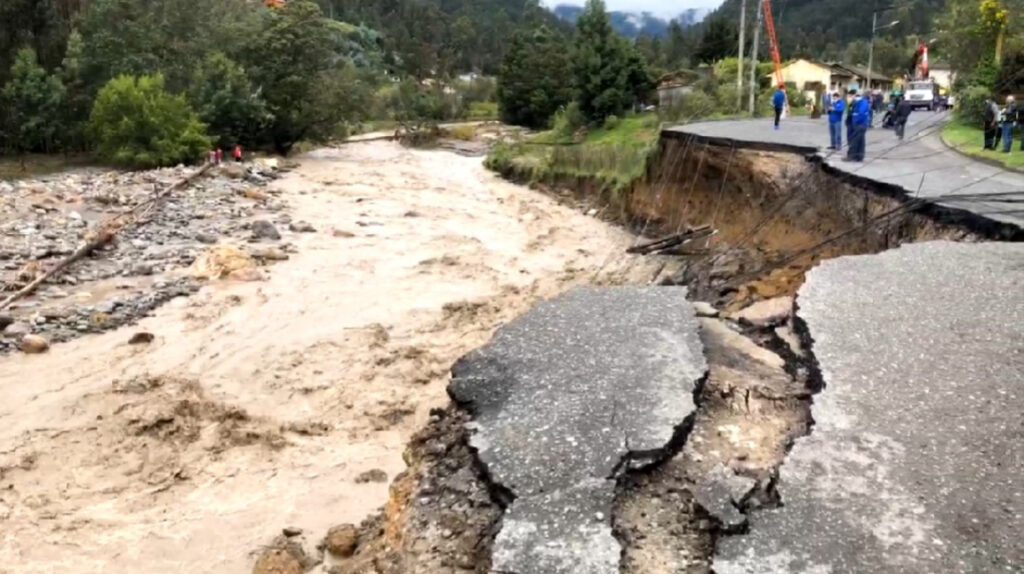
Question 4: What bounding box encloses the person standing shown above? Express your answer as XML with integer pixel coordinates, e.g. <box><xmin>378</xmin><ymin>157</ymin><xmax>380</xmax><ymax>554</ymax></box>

<box><xmin>983</xmin><ymin>98</ymin><xmax>997</xmax><ymax>149</ymax></box>
<box><xmin>846</xmin><ymin>90</ymin><xmax>871</xmax><ymax>162</ymax></box>
<box><xmin>894</xmin><ymin>96</ymin><xmax>913</xmax><ymax>140</ymax></box>
<box><xmin>828</xmin><ymin>92</ymin><xmax>845</xmax><ymax>150</ymax></box>
<box><xmin>773</xmin><ymin>85</ymin><xmax>786</xmax><ymax>130</ymax></box>
<box><xmin>233</xmin><ymin>145</ymin><xmax>243</xmax><ymax>163</ymax></box>
<box><xmin>215</xmin><ymin>148</ymin><xmax>223</xmax><ymax>164</ymax></box>
<box><xmin>1001</xmin><ymin>96</ymin><xmax>1016</xmax><ymax>153</ymax></box>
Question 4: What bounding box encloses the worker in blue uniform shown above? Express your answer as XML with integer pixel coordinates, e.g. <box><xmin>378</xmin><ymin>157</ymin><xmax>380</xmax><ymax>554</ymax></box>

<box><xmin>772</xmin><ymin>85</ymin><xmax>786</xmax><ymax>130</ymax></box>
<box><xmin>828</xmin><ymin>92</ymin><xmax>845</xmax><ymax>150</ymax></box>
<box><xmin>846</xmin><ymin>89</ymin><xmax>871</xmax><ymax>162</ymax></box>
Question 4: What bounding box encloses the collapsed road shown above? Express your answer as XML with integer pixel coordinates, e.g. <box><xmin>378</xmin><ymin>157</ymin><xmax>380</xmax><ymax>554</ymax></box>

<box><xmin>715</xmin><ymin>241</ymin><xmax>1024</xmax><ymax>574</ymax></box>
<box><xmin>449</xmin><ymin>286</ymin><xmax>706</xmax><ymax>573</ymax></box>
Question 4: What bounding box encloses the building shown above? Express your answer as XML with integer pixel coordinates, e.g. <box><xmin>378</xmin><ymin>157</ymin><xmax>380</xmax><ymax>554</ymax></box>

<box><xmin>928</xmin><ymin>63</ymin><xmax>956</xmax><ymax>91</ymax></box>
<box><xmin>656</xmin><ymin>70</ymin><xmax>700</xmax><ymax>109</ymax></box>
<box><xmin>765</xmin><ymin>59</ymin><xmax>895</xmax><ymax>100</ymax></box>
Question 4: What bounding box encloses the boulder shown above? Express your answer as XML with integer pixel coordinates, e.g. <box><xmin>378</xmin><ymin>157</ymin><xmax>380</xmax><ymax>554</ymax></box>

<box><xmin>251</xmin><ymin>220</ymin><xmax>281</xmax><ymax>241</ymax></box>
<box><xmin>20</xmin><ymin>334</ymin><xmax>50</xmax><ymax>354</ymax></box>
<box><xmin>324</xmin><ymin>524</ymin><xmax>359</xmax><ymax>558</ymax></box>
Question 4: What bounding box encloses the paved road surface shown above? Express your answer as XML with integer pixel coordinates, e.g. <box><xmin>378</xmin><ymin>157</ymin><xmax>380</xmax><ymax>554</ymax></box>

<box><xmin>667</xmin><ymin>113</ymin><xmax>1024</xmax><ymax>230</ymax></box>
<box><xmin>449</xmin><ymin>286</ymin><xmax>706</xmax><ymax>574</ymax></box>
<box><xmin>714</xmin><ymin>241</ymin><xmax>1024</xmax><ymax>574</ymax></box>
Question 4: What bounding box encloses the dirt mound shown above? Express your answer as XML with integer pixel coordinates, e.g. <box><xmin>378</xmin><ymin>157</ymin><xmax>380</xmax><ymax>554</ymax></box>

<box><xmin>190</xmin><ymin>244</ymin><xmax>258</xmax><ymax>280</ymax></box>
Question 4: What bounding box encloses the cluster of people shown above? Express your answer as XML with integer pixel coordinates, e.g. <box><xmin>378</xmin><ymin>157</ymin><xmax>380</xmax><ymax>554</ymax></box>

<box><xmin>208</xmin><ymin>145</ymin><xmax>244</xmax><ymax>164</ymax></box>
<box><xmin>984</xmin><ymin>96</ymin><xmax>1020</xmax><ymax>153</ymax></box>
<box><xmin>820</xmin><ymin>89</ymin><xmax>873</xmax><ymax>161</ymax></box>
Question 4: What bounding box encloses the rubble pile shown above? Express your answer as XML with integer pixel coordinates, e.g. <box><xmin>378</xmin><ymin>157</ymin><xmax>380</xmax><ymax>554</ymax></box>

<box><xmin>0</xmin><ymin>161</ymin><xmax>304</xmax><ymax>353</ymax></box>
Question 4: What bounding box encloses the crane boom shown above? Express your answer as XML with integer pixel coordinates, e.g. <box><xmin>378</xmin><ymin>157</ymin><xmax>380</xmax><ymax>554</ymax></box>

<box><xmin>761</xmin><ymin>0</ymin><xmax>784</xmax><ymax>88</ymax></box>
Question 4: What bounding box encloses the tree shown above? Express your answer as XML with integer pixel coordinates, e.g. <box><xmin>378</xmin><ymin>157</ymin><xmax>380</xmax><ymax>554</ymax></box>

<box><xmin>571</xmin><ymin>0</ymin><xmax>634</xmax><ymax>123</ymax></box>
<box><xmin>87</xmin><ymin>74</ymin><xmax>210</xmax><ymax>168</ymax></box>
<box><xmin>189</xmin><ymin>52</ymin><xmax>269</xmax><ymax>148</ymax></box>
<box><xmin>497</xmin><ymin>27</ymin><xmax>573</xmax><ymax>128</ymax></box>
<box><xmin>60</xmin><ymin>29</ymin><xmax>91</xmax><ymax>151</ymax></box>
<box><xmin>666</xmin><ymin>21</ymin><xmax>689</xmax><ymax>69</ymax></box>
<box><xmin>2</xmin><ymin>48</ymin><xmax>65</xmax><ymax>161</ymax></box>
<box><xmin>695</xmin><ymin>17</ymin><xmax>737</xmax><ymax>64</ymax></box>
<box><xmin>242</xmin><ymin>1</ymin><xmax>365</xmax><ymax>154</ymax></box>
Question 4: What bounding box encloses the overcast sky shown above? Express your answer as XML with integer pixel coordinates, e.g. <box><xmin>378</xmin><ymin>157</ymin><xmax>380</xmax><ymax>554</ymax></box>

<box><xmin>541</xmin><ymin>0</ymin><xmax>722</xmax><ymax>18</ymax></box>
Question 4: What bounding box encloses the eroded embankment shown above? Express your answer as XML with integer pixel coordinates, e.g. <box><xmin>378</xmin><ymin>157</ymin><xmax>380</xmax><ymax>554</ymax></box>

<box><xmin>280</xmin><ymin>136</ymin><xmax>1014</xmax><ymax>574</ymax></box>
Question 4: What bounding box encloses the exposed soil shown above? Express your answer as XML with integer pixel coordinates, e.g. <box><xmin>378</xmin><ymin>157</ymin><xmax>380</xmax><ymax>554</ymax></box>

<box><xmin>0</xmin><ymin>141</ymin><xmax>656</xmax><ymax>573</ymax></box>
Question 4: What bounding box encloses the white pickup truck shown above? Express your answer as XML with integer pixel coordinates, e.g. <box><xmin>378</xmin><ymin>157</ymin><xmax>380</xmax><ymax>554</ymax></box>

<box><xmin>904</xmin><ymin>80</ymin><xmax>938</xmax><ymax>111</ymax></box>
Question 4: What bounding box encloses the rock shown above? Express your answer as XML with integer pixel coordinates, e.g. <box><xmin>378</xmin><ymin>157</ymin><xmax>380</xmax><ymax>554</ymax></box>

<box><xmin>68</xmin><ymin>211</ymin><xmax>82</xmax><ymax>221</ymax></box>
<box><xmin>128</xmin><ymin>332</ymin><xmax>155</xmax><ymax>345</ymax></box>
<box><xmin>774</xmin><ymin>324</ymin><xmax>805</xmax><ymax>357</ymax></box>
<box><xmin>727</xmin><ymin>296</ymin><xmax>793</xmax><ymax>327</ymax></box>
<box><xmin>190</xmin><ymin>245</ymin><xmax>256</xmax><ymax>280</ymax></box>
<box><xmin>288</xmin><ymin>221</ymin><xmax>316</xmax><ymax>233</ymax></box>
<box><xmin>699</xmin><ymin>318</ymin><xmax>785</xmax><ymax>370</ymax></box>
<box><xmin>244</xmin><ymin>188</ymin><xmax>269</xmax><ymax>201</ymax></box>
<box><xmin>332</xmin><ymin>229</ymin><xmax>355</xmax><ymax>238</ymax></box>
<box><xmin>282</xmin><ymin>526</ymin><xmax>303</xmax><ymax>537</ymax></box>
<box><xmin>20</xmin><ymin>334</ymin><xmax>50</xmax><ymax>354</ymax></box>
<box><xmin>3</xmin><ymin>321</ymin><xmax>32</xmax><ymax>338</ymax></box>
<box><xmin>219</xmin><ymin>163</ymin><xmax>246</xmax><ymax>179</ymax></box>
<box><xmin>252</xmin><ymin>548</ymin><xmax>302</xmax><ymax>574</ymax></box>
<box><xmin>132</xmin><ymin>263</ymin><xmax>155</xmax><ymax>276</ymax></box>
<box><xmin>228</xmin><ymin>267</ymin><xmax>264</xmax><ymax>282</ymax></box>
<box><xmin>251</xmin><ymin>247</ymin><xmax>289</xmax><ymax>261</ymax></box>
<box><xmin>0</xmin><ymin>314</ymin><xmax>13</xmax><ymax>331</ymax></box>
<box><xmin>694</xmin><ymin>464</ymin><xmax>756</xmax><ymax>533</ymax></box>
<box><xmin>693</xmin><ymin>301</ymin><xmax>719</xmax><ymax>318</ymax></box>
<box><xmin>324</xmin><ymin>524</ymin><xmax>359</xmax><ymax>558</ymax></box>
<box><xmin>251</xmin><ymin>220</ymin><xmax>281</xmax><ymax>241</ymax></box>
<box><xmin>354</xmin><ymin>469</ymin><xmax>388</xmax><ymax>483</ymax></box>
<box><xmin>195</xmin><ymin>232</ymin><xmax>218</xmax><ymax>245</ymax></box>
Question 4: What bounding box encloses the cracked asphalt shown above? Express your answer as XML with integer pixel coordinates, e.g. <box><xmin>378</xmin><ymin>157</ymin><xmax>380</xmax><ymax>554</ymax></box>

<box><xmin>449</xmin><ymin>286</ymin><xmax>706</xmax><ymax>574</ymax></box>
<box><xmin>667</xmin><ymin>113</ymin><xmax>1024</xmax><ymax>229</ymax></box>
<box><xmin>715</xmin><ymin>241</ymin><xmax>1024</xmax><ymax>574</ymax></box>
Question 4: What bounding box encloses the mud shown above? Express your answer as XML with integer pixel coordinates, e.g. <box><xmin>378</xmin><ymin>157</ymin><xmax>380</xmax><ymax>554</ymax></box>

<box><xmin>0</xmin><ymin>141</ymin><xmax>655</xmax><ymax>573</ymax></box>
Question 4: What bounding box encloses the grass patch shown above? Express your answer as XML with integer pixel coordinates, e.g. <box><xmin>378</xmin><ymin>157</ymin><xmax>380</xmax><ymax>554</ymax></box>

<box><xmin>0</xmin><ymin>153</ymin><xmax>96</xmax><ymax>180</ymax></box>
<box><xmin>446</xmin><ymin>124</ymin><xmax>478</xmax><ymax>141</ymax></box>
<box><xmin>941</xmin><ymin>121</ymin><xmax>1024</xmax><ymax>171</ymax></box>
<box><xmin>468</xmin><ymin>101</ymin><xmax>499</xmax><ymax>121</ymax></box>
<box><xmin>486</xmin><ymin>113</ymin><xmax>661</xmax><ymax>192</ymax></box>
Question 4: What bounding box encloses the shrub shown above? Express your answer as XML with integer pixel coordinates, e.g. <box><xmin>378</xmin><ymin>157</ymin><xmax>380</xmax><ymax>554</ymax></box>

<box><xmin>660</xmin><ymin>91</ymin><xmax>716</xmax><ymax>122</ymax></box>
<box><xmin>603</xmin><ymin>115</ymin><xmax>622</xmax><ymax>130</ymax></box>
<box><xmin>956</xmin><ymin>85</ymin><xmax>992</xmax><ymax>124</ymax></box>
<box><xmin>468</xmin><ymin>101</ymin><xmax>499</xmax><ymax>120</ymax></box>
<box><xmin>88</xmin><ymin>74</ymin><xmax>210</xmax><ymax>168</ymax></box>
<box><xmin>551</xmin><ymin>101</ymin><xmax>587</xmax><ymax>139</ymax></box>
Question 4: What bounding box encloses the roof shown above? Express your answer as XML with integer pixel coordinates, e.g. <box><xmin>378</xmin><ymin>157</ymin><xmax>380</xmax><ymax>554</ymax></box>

<box><xmin>832</xmin><ymin>63</ymin><xmax>891</xmax><ymax>82</ymax></box>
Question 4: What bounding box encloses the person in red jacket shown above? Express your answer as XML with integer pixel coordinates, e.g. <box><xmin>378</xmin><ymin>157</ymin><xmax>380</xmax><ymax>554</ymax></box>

<box><xmin>233</xmin><ymin>145</ymin><xmax>242</xmax><ymax>163</ymax></box>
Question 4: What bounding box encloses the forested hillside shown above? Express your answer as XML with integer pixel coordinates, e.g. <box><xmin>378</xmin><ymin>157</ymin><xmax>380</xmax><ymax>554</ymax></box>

<box><xmin>313</xmin><ymin>0</ymin><xmax>565</xmax><ymax>76</ymax></box>
<box><xmin>708</xmin><ymin>0</ymin><xmax>946</xmax><ymax>60</ymax></box>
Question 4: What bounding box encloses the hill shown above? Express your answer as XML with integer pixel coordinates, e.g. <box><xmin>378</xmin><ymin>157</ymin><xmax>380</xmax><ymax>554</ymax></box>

<box><xmin>707</xmin><ymin>0</ymin><xmax>946</xmax><ymax>59</ymax></box>
<box><xmin>552</xmin><ymin>4</ymin><xmax>709</xmax><ymax>38</ymax></box>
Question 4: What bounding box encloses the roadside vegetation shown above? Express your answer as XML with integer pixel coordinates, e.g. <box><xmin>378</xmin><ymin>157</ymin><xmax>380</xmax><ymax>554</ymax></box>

<box><xmin>941</xmin><ymin>121</ymin><xmax>1024</xmax><ymax>170</ymax></box>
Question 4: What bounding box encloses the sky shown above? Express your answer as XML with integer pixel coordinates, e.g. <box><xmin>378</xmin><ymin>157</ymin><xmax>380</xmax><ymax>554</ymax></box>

<box><xmin>541</xmin><ymin>0</ymin><xmax>722</xmax><ymax>18</ymax></box>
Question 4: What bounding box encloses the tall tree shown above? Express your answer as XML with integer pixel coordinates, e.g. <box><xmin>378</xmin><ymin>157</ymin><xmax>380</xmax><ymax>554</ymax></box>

<box><xmin>571</xmin><ymin>0</ymin><xmax>633</xmax><ymax>123</ymax></box>
<box><xmin>666</xmin><ymin>20</ymin><xmax>689</xmax><ymax>69</ymax></box>
<box><xmin>2</xmin><ymin>47</ymin><xmax>65</xmax><ymax>160</ymax></box>
<box><xmin>497</xmin><ymin>27</ymin><xmax>573</xmax><ymax>128</ymax></box>
<box><xmin>59</xmin><ymin>29</ymin><xmax>90</xmax><ymax>150</ymax></box>
<box><xmin>695</xmin><ymin>17</ymin><xmax>737</xmax><ymax>64</ymax></box>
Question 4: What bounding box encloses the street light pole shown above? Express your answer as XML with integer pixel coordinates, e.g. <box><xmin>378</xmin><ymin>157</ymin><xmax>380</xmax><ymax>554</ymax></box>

<box><xmin>867</xmin><ymin>11</ymin><xmax>878</xmax><ymax>92</ymax></box>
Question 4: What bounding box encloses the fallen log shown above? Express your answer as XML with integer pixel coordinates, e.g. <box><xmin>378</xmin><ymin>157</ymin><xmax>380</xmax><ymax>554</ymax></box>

<box><xmin>627</xmin><ymin>225</ymin><xmax>714</xmax><ymax>255</ymax></box>
<box><xmin>0</xmin><ymin>163</ymin><xmax>213</xmax><ymax>311</ymax></box>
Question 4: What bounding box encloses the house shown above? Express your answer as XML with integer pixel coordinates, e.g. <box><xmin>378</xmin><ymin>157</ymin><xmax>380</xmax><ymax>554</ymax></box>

<box><xmin>656</xmin><ymin>70</ymin><xmax>700</xmax><ymax>108</ymax></box>
<box><xmin>928</xmin><ymin>63</ymin><xmax>956</xmax><ymax>91</ymax></box>
<box><xmin>765</xmin><ymin>59</ymin><xmax>894</xmax><ymax>100</ymax></box>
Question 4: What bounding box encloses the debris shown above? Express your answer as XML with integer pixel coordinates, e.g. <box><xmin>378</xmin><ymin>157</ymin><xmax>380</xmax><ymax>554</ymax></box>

<box><xmin>354</xmin><ymin>469</ymin><xmax>388</xmax><ymax>484</ymax></box>
<box><xmin>244</xmin><ymin>188</ymin><xmax>270</xmax><ymax>201</ymax></box>
<box><xmin>332</xmin><ymin>229</ymin><xmax>355</xmax><ymax>238</ymax></box>
<box><xmin>190</xmin><ymin>245</ymin><xmax>256</xmax><ymax>280</ymax></box>
<box><xmin>626</xmin><ymin>226</ymin><xmax>714</xmax><ymax>255</ymax></box>
<box><xmin>694</xmin><ymin>464</ymin><xmax>756</xmax><ymax>533</ymax></box>
<box><xmin>252</xmin><ymin>548</ymin><xmax>302</xmax><ymax>574</ymax></box>
<box><xmin>251</xmin><ymin>247</ymin><xmax>289</xmax><ymax>261</ymax></box>
<box><xmin>20</xmin><ymin>334</ymin><xmax>50</xmax><ymax>354</ymax></box>
<box><xmin>324</xmin><ymin>524</ymin><xmax>359</xmax><ymax>558</ymax></box>
<box><xmin>693</xmin><ymin>301</ymin><xmax>718</xmax><ymax>317</ymax></box>
<box><xmin>3</xmin><ymin>321</ymin><xmax>32</xmax><ymax>337</ymax></box>
<box><xmin>282</xmin><ymin>527</ymin><xmax>303</xmax><ymax>537</ymax></box>
<box><xmin>288</xmin><ymin>221</ymin><xmax>316</xmax><ymax>233</ymax></box>
<box><xmin>251</xmin><ymin>220</ymin><xmax>281</xmax><ymax>241</ymax></box>
<box><xmin>128</xmin><ymin>332</ymin><xmax>155</xmax><ymax>345</ymax></box>
<box><xmin>727</xmin><ymin>296</ymin><xmax>794</xmax><ymax>327</ymax></box>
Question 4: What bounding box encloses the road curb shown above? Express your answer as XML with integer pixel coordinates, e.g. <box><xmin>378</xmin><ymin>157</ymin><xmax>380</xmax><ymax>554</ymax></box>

<box><xmin>938</xmin><ymin>124</ymin><xmax>1024</xmax><ymax>175</ymax></box>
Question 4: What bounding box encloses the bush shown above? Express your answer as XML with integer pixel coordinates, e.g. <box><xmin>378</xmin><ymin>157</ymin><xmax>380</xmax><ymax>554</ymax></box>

<box><xmin>956</xmin><ymin>85</ymin><xmax>992</xmax><ymax>124</ymax></box>
<box><xmin>468</xmin><ymin>101</ymin><xmax>498</xmax><ymax>120</ymax></box>
<box><xmin>603</xmin><ymin>115</ymin><xmax>622</xmax><ymax>130</ymax></box>
<box><xmin>660</xmin><ymin>91</ymin><xmax>716</xmax><ymax>122</ymax></box>
<box><xmin>551</xmin><ymin>101</ymin><xmax>587</xmax><ymax>139</ymax></box>
<box><xmin>88</xmin><ymin>74</ymin><xmax>210</xmax><ymax>168</ymax></box>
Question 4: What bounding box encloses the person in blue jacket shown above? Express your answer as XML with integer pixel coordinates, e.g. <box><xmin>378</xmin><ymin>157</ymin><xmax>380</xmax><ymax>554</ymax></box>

<box><xmin>846</xmin><ymin>89</ymin><xmax>872</xmax><ymax>162</ymax></box>
<box><xmin>772</xmin><ymin>85</ymin><xmax>786</xmax><ymax>130</ymax></box>
<box><xmin>828</xmin><ymin>92</ymin><xmax>845</xmax><ymax>150</ymax></box>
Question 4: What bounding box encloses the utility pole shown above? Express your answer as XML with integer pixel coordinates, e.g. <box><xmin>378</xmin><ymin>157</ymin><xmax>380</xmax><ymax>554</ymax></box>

<box><xmin>737</xmin><ymin>0</ymin><xmax>747</xmax><ymax>111</ymax></box>
<box><xmin>748</xmin><ymin>1</ymin><xmax>763</xmax><ymax>114</ymax></box>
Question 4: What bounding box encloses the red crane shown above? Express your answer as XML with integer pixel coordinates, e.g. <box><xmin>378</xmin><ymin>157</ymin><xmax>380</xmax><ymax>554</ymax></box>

<box><xmin>761</xmin><ymin>0</ymin><xmax>784</xmax><ymax>88</ymax></box>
